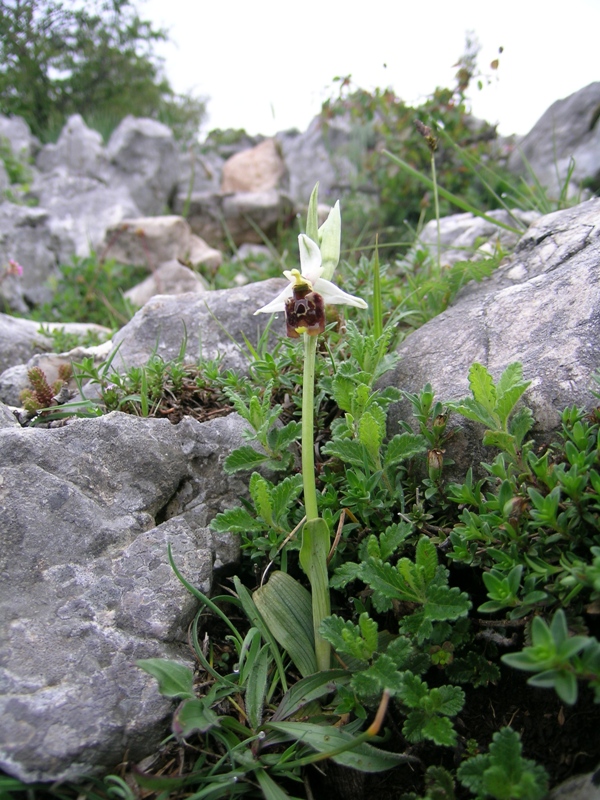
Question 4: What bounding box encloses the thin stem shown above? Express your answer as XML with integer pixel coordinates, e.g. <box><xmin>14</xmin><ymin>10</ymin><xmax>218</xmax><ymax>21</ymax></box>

<box><xmin>302</xmin><ymin>333</ymin><xmax>319</xmax><ymax>521</ymax></box>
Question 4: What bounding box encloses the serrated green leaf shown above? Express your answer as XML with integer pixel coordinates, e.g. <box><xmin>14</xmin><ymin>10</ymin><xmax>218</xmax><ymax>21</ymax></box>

<box><xmin>332</xmin><ymin>373</ymin><xmax>357</xmax><ymax>413</ymax></box>
<box><xmin>267</xmin><ymin>420</ymin><xmax>302</xmax><ymax>453</ymax></box>
<box><xmin>322</xmin><ymin>438</ymin><xmax>369</xmax><ymax>468</ymax></box>
<box><xmin>359</xmin><ymin>410</ymin><xmax>384</xmax><ymax>465</ymax></box>
<box><xmin>398</xmin><ymin>672</ymin><xmax>428</xmax><ymax>707</ymax></box>
<box><xmin>330</xmin><ymin>561</ymin><xmax>363</xmax><ymax>589</ymax></box>
<box><xmin>320</xmin><ymin>615</ymin><xmax>372</xmax><ymax>664</ymax></box>
<box><xmin>270</xmin><ymin>473</ymin><xmax>304</xmax><ymax>524</ymax></box>
<box><xmin>468</xmin><ymin>363</ymin><xmax>497</xmax><ymax>414</ymax></box>
<box><xmin>420</xmin><ymin>715</ymin><xmax>457</xmax><ymax>747</ymax></box>
<box><xmin>483</xmin><ymin>430</ymin><xmax>518</xmax><ymax>452</ymax></box>
<box><xmin>384</xmin><ymin>636</ymin><xmax>414</xmax><ymax>669</ymax></box>
<box><xmin>431</xmin><ymin>685</ymin><xmax>465</xmax><ymax>716</ymax></box>
<box><xmin>425</xmin><ymin>584</ymin><xmax>472</xmax><ymax>621</ymax></box>
<box><xmin>379</xmin><ymin>522</ymin><xmax>413</xmax><ymax>560</ymax></box>
<box><xmin>359</xmin><ymin>612</ymin><xmax>379</xmax><ymax>654</ymax></box>
<box><xmin>137</xmin><ymin>658</ymin><xmax>195</xmax><ymax>699</ymax></box>
<box><xmin>415</xmin><ymin>537</ymin><xmax>438</xmax><ymax>583</ymax></box>
<box><xmin>361</xmin><ymin>560</ymin><xmax>423</xmax><ymax>604</ymax></box>
<box><xmin>209</xmin><ymin>505</ymin><xmax>265</xmax><ymax>534</ymax></box>
<box><xmin>223</xmin><ymin>446</ymin><xmax>268</xmax><ymax>473</ymax></box>
<box><xmin>249</xmin><ymin>472</ymin><xmax>274</xmax><ymax>527</ymax></box>
<box><xmin>383</xmin><ymin>432</ymin><xmax>427</xmax><ymax>468</ymax></box>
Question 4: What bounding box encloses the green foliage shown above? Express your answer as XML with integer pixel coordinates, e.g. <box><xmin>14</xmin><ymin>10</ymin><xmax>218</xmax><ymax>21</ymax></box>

<box><xmin>0</xmin><ymin>0</ymin><xmax>206</xmax><ymax>141</ymax></box>
<box><xmin>28</xmin><ymin>253</ymin><xmax>146</xmax><ymax>328</ymax></box>
<box><xmin>448</xmin><ymin>362</ymin><xmax>533</xmax><ymax>459</ymax></box>
<box><xmin>319</xmin><ymin>44</ymin><xmax>514</xmax><ymax>246</ymax></box>
<box><xmin>457</xmin><ymin>727</ymin><xmax>549</xmax><ymax>800</ymax></box>
<box><xmin>502</xmin><ymin>610</ymin><xmax>600</xmax><ymax>704</ymax></box>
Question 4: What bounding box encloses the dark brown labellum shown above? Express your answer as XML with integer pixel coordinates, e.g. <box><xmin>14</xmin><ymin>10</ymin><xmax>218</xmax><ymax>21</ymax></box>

<box><xmin>285</xmin><ymin>285</ymin><xmax>325</xmax><ymax>338</ymax></box>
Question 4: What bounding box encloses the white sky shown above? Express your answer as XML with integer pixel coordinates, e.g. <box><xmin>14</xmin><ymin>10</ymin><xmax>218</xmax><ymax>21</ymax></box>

<box><xmin>142</xmin><ymin>0</ymin><xmax>600</xmax><ymax>139</ymax></box>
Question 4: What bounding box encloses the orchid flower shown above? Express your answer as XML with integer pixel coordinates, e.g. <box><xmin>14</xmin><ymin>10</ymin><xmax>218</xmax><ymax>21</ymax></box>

<box><xmin>254</xmin><ymin>234</ymin><xmax>367</xmax><ymax>336</ymax></box>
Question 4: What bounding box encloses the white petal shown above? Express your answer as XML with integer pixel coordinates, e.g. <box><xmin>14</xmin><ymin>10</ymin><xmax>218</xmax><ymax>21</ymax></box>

<box><xmin>314</xmin><ymin>278</ymin><xmax>368</xmax><ymax>309</ymax></box>
<box><xmin>298</xmin><ymin>234</ymin><xmax>323</xmax><ymax>284</ymax></box>
<box><xmin>254</xmin><ymin>285</ymin><xmax>293</xmax><ymax>314</ymax></box>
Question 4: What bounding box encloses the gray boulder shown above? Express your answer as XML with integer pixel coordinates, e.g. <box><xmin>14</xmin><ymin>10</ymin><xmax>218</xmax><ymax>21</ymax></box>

<box><xmin>29</xmin><ymin>169</ymin><xmax>141</xmax><ymax>260</ymax></box>
<box><xmin>109</xmin><ymin>277</ymin><xmax>287</xmax><ymax>374</ymax></box>
<box><xmin>0</xmin><ymin>115</ymin><xmax>39</xmax><ymax>159</ymax></box>
<box><xmin>36</xmin><ymin>114</ymin><xmax>109</xmax><ymax>180</ymax></box>
<box><xmin>0</xmin><ymin>410</ymin><xmax>252</xmax><ymax>782</ymax></box>
<box><xmin>507</xmin><ymin>82</ymin><xmax>600</xmax><ymax>200</ymax></box>
<box><xmin>417</xmin><ymin>208</ymin><xmax>540</xmax><ymax>266</ymax></box>
<box><xmin>180</xmin><ymin>189</ymin><xmax>295</xmax><ymax>248</ymax></box>
<box><xmin>381</xmin><ymin>198</ymin><xmax>600</xmax><ymax>472</ymax></box>
<box><xmin>106</xmin><ymin>116</ymin><xmax>179</xmax><ymax>216</ymax></box>
<box><xmin>277</xmin><ymin>115</ymin><xmax>360</xmax><ymax>205</ymax></box>
<box><xmin>0</xmin><ymin>205</ymin><xmax>61</xmax><ymax>308</ymax></box>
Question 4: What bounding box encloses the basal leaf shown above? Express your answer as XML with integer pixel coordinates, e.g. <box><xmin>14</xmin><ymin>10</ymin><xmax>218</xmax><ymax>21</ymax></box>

<box><xmin>266</xmin><ymin>721</ymin><xmax>413</xmax><ymax>772</ymax></box>
<box><xmin>330</xmin><ymin>561</ymin><xmax>364</xmax><ymax>589</ymax></box>
<box><xmin>137</xmin><ymin>658</ymin><xmax>195</xmax><ymax>699</ymax></box>
<box><xmin>270</xmin><ymin>473</ymin><xmax>304</xmax><ymax>523</ymax></box>
<box><xmin>420</xmin><ymin>715</ymin><xmax>457</xmax><ymax>747</ymax></box>
<box><xmin>173</xmin><ymin>698</ymin><xmax>220</xmax><ymax>737</ymax></box>
<box><xmin>253</xmin><ymin>571</ymin><xmax>316</xmax><ymax>677</ymax></box>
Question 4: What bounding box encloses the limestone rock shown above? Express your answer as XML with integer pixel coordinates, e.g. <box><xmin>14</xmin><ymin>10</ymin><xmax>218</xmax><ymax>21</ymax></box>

<box><xmin>0</xmin><ymin>205</ymin><xmax>61</xmax><ymax>308</ymax></box>
<box><xmin>110</xmin><ymin>278</ymin><xmax>287</xmax><ymax>374</ymax></box>
<box><xmin>124</xmin><ymin>260</ymin><xmax>208</xmax><ymax>308</ymax></box>
<box><xmin>0</xmin><ymin>314</ymin><xmax>111</xmax><ymax>374</ymax></box>
<box><xmin>0</xmin><ymin>339</ymin><xmax>113</xmax><ymax>407</ymax></box>
<box><xmin>418</xmin><ymin>208</ymin><xmax>540</xmax><ymax>266</ymax></box>
<box><xmin>276</xmin><ymin>115</ymin><xmax>359</xmax><ymax>204</ymax></box>
<box><xmin>106</xmin><ymin>116</ymin><xmax>179</xmax><ymax>216</ymax></box>
<box><xmin>36</xmin><ymin>115</ymin><xmax>108</xmax><ymax>180</ymax></box>
<box><xmin>508</xmin><ymin>82</ymin><xmax>600</xmax><ymax>199</ymax></box>
<box><xmin>28</xmin><ymin>170</ymin><xmax>141</xmax><ymax>260</ymax></box>
<box><xmin>101</xmin><ymin>215</ymin><xmax>222</xmax><ymax>271</ymax></box>
<box><xmin>0</xmin><ymin>115</ymin><xmax>39</xmax><ymax>159</ymax></box>
<box><xmin>380</xmin><ymin>198</ymin><xmax>600</xmax><ymax>475</ymax></box>
<box><xmin>0</xmin><ymin>411</ymin><xmax>251</xmax><ymax>782</ymax></box>
<box><xmin>221</xmin><ymin>138</ymin><xmax>288</xmax><ymax>193</ymax></box>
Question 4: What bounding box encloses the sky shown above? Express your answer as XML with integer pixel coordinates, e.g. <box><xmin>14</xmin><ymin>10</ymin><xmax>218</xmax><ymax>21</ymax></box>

<box><xmin>142</xmin><ymin>0</ymin><xmax>600</xmax><ymax>139</ymax></box>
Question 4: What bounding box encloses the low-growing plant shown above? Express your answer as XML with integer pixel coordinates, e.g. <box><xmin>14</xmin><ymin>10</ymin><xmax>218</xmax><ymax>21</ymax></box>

<box><xmin>27</xmin><ymin>253</ymin><xmax>146</xmax><ymax>328</ymax></box>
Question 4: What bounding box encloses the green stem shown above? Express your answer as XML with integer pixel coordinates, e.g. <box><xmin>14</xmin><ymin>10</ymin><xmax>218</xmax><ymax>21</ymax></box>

<box><xmin>300</xmin><ymin>332</ymin><xmax>331</xmax><ymax>672</ymax></box>
<box><xmin>302</xmin><ymin>333</ymin><xmax>319</xmax><ymax>522</ymax></box>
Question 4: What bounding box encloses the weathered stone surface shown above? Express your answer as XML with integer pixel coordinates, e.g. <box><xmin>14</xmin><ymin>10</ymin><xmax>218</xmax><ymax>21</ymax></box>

<box><xmin>380</xmin><ymin>198</ymin><xmax>600</xmax><ymax>473</ymax></box>
<box><xmin>110</xmin><ymin>278</ymin><xmax>286</xmax><ymax>374</ymax></box>
<box><xmin>277</xmin><ymin>115</ymin><xmax>359</xmax><ymax>204</ymax></box>
<box><xmin>101</xmin><ymin>215</ymin><xmax>222</xmax><ymax>271</ymax></box>
<box><xmin>106</xmin><ymin>117</ymin><xmax>179</xmax><ymax>216</ymax></box>
<box><xmin>36</xmin><ymin>115</ymin><xmax>108</xmax><ymax>180</ymax></box>
<box><xmin>0</xmin><ymin>339</ymin><xmax>113</xmax><ymax>407</ymax></box>
<box><xmin>221</xmin><ymin>138</ymin><xmax>288</xmax><ymax>193</ymax></box>
<box><xmin>0</xmin><ymin>315</ymin><xmax>111</xmax><ymax>375</ymax></box>
<box><xmin>547</xmin><ymin>766</ymin><xmax>600</xmax><ymax>800</ymax></box>
<box><xmin>508</xmin><ymin>82</ymin><xmax>600</xmax><ymax>199</ymax></box>
<box><xmin>0</xmin><ymin>115</ymin><xmax>39</xmax><ymax>159</ymax></box>
<box><xmin>0</xmin><ymin>205</ymin><xmax>61</xmax><ymax>308</ymax></box>
<box><xmin>0</xmin><ymin>400</ymin><xmax>19</xmax><ymax>428</ymax></box>
<box><xmin>0</xmin><ymin>410</ymin><xmax>251</xmax><ymax>782</ymax></box>
<box><xmin>418</xmin><ymin>208</ymin><xmax>540</xmax><ymax>266</ymax></box>
<box><xmin>180</xmin><ymin>189</ymin><xmax>295</xmax><ymax>248</ymax></box>
<box><xmin>124</xmin><ymin>260</ymin><xmax>208</xmax><ymax>308</ymax></box>
<box><xmin>29</xmin><ymin>170</ymin><xmax>141</xmax><ymax>260</ymax></box>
